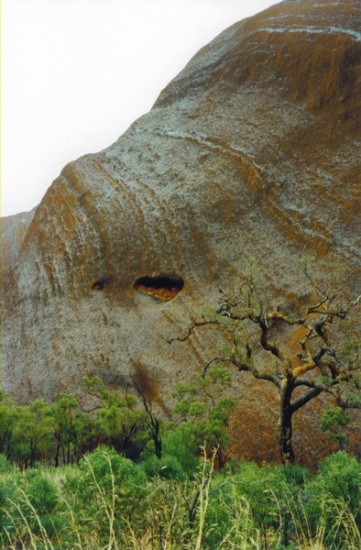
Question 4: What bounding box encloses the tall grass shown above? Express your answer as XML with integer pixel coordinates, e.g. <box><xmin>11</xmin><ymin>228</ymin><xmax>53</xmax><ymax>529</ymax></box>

<box><xmin>1</xmin><ymin>450</ymin><xmax>360</xmax><ymax>549</ymax></box>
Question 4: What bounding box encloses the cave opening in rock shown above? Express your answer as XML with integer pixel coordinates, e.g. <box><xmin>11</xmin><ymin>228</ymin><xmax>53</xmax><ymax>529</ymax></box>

<box><xmin>91</xmin><ymin>277</ymin><xmax>113</xmax><ymax>291</ymax></box>
<box><xmin>92</xmin><ymin>280</ymin><xmax>105</xmax><ymax>291</ymax></box>
<box><xmin>134</xmin><ymin>275</ymin><xmax>184</xmax><ymax>300</ymax></box>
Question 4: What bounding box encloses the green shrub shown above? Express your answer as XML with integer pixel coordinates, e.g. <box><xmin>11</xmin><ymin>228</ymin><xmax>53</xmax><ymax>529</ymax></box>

<box><xmin>0</xmin><ymin>453</ymin><xmax>11</xmax><ymax>473</ymax></box>
<box><xmin>0</xmin><ymin>473</ymin><xmax>18</xmax><ymax>539</ymax></box>
<box><xmin>23</xmin><ymin>469</ymin><xmax>60</xmax><ymax>515</ymax></box>
<box><xmin>142</xmin><ymin>454</ymin><xmax>186</xmax><ymax>480</ymax></box>
<box><xmin>63</xmin><ymin>445</ymin><xmax>149</xmax><ymax>545</ymax></box>
<box><xmin>200</xmin><ymin>472</ymin><xmax>257</xmax><ymax>548</ymax></box>
<box><xmin>320</xmin><ymin>408</ymin><xmax>351</xmax><ymax>448</ymax></box>
<box><xmin>0</xmin><ymin>468</ymin><xmax>64</xmax><ymax>547</ymax></box>
<box><xmin>317</xmin><ymin>451</ymin><xmax>361</xmax><ymax>512</ymax></box>
<box><xmin>0</xmin><ymin>452</ymin><xmax>360</xmax><ymax>549</ymax></box>
<box><xmin>304</xmin><ymin>452</ymin><xmax>361</xmax><ymax>548</ymax></box>
<box><xmin>162</xmin><ymin>424</ymin><xmax>200</xmax><ymax>474</ymax></box>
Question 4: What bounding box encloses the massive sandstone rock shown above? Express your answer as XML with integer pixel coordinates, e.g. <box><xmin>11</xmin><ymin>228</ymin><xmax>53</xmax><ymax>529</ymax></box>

<box><xmin>2</xmin><ymin>209</ymin><xmax>36</xmax><ymax>272</ymax></box>
<box><xmin>2</xmin><ymin>0</ymin><xmax>360</xmax><ymax>464</ymax></box>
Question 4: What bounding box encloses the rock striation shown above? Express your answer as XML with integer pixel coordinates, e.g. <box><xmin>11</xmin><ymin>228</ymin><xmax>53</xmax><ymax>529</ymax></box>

<box><xmin>2</xmin><ymin>208</ymin><xmax>36</xmax><ymax>274</ymax></box>
<box><xmin>2</xmin><ymin>0</ymin><xmax>360</xmax><ymax>464</ymax></box>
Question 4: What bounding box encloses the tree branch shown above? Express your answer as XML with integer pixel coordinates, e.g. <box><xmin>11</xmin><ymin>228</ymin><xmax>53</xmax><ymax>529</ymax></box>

<box><xmin>230</xmin><ymin>351</ymin><xmax>281</xmax><ymax>388</ymax></box>
<box><xmin>292</xmin><ymin>360</ymin><xmax>317</xmax><ymax>379</ymax></box>
<box><xmin>291</xmin><ymin>387</ymin><xmax>323</xmax><ymax>414</ymax></box>
<box><xmin>165</xmin><ymin>318</ymin><xmax>219</xmax><ymax>344</ymax></box>
<box><xmin>266</xmin><ymin>311</ymin><xmax>305</xmax><ymax>325</ymax></box>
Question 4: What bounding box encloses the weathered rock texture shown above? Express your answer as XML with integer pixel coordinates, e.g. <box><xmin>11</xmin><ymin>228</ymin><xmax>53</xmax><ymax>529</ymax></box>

<box><xmin>2</xmin><ymin>0</ymin><xmax>360</xmax><ymax>465</ymax></box>
<box><xmin>2</xmin><ymin>209</ymin><xmax>36</xmax><ymax>273</ymax></box>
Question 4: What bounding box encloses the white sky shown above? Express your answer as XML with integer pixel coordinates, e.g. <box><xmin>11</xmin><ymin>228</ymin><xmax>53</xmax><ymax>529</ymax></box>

<box><xmin>2</xmin><ymin>0</ymin><xmax>276</xmax><ymax>217</ymax></box>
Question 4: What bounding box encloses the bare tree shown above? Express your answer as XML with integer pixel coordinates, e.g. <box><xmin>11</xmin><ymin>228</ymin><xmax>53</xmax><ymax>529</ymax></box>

<box><xmin>168</xmin><ymin>274</ymin><xmax>360</xmax><ymax>465</ymax></box>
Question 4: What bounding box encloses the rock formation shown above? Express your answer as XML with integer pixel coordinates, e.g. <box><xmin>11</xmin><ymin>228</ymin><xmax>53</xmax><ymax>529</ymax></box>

<box><xmin>2</xmin><ymin>208</ymin><xmax>36</xmax><ymax>273</ymax></box>
<box><xmin>2</xmin><ymin>0</ymin><xmax>360</xmax><ymax>465</ymax></box>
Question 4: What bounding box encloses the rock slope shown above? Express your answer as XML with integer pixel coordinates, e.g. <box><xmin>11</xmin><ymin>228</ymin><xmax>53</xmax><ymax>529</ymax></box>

<box><xmin>2</xmin><ymin>0</ymin><xmax>360</xmax><ymax>464</ymax></box>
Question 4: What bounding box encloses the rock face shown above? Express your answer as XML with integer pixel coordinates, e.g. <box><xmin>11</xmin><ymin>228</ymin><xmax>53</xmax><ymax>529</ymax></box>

<box><xmin>2</xmin><ymin>209</ymin><xmax>36</xmax><ymax>273</ymax></box>
<box><xmin>2</xmin><ymin>0</ymin><xmax>360</xmax><ymax>464</ymax></box>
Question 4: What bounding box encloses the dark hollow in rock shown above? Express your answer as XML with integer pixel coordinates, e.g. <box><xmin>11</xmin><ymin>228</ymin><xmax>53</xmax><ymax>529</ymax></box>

<box><xmin>92</xmin><ymin>277</ymin><xmax>113</xmax><ymax>291</ymax></box>
<box><xmin>92</xmin><ymin>281</ymin><xmax>105</xmax><ymax>291</ymax></box>
<box><xmin>134</xmin><ymin>275</ymin><xmax>184</xmax><ymax>300</ymax></box>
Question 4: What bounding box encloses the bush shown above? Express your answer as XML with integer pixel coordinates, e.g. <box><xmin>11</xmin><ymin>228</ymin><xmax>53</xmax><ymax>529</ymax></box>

<box><xmin>23</xmin><ymin>469</ymin><xmax>60</xmax><ymax>515</ymax></box>
<box><xmin>63</xmin><ymin>445</ymin><xmax>149</xmax><ymax>545</ymax></box>
<box><xmin>162</xmin><ymin>424</ymin><xmax>200</xmax><ymax>474</ymax></box>
<box><xmin>142</xmin><ymin>454</ymin><xmax>186</xmax><ymax>480</ymax></box>
<box><xmin>0</xmin><ymin>473</ymin><xmax>18</xmax><ymax>539</ymax></box>
<box><xmin>0</xmin><ymin>452</ymin><xmax>360</xmax><ymax>549</ymax></box>
<box><xmin>0</xmin><ymin>468</ymin><xmax>64</xmax><ymax>546</ymax></box>
<box><xmin>0</xmin><ymin>453</ymin><xmax>11</xmax><ymax>473</ymax></box>
<box><xmin>304</xmin><ymin>452</ymin><xmax>361</xmax><ymax>548</ymax></box>
<box><xmin>317</xmin><ymin>451</ymin><xmax>361</xmax><ymax>512</ymax></box>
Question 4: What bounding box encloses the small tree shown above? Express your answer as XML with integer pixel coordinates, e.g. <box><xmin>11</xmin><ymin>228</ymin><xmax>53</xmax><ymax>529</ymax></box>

<box><xmin>319</xmin><ymin>408</ymin><xmax>351</xmax><ymax>450</ymax></box>
<box><xmin>12</xmin><ymin>400</ymin><xmax>56</xmax><ymax>467</ymax></box>
<box><xmin>130</xmin><ymin>361</ymin><xmax>169</xmax><ymax>459</ymax></box>
<box><xmin>51</xmin><ymin>394</ymin><xmax>96</xmax><ymax>466</ymax></box>
<box><xmin>169</xmin><ymin>275</ymin><xmax>360</xmax><ymax>465</ymax></box>
<box><xmin>0</xmin><ymin>391</ymin><xmax>17</xmax><ymax>458</ymax></box>
<box><xmin>172</xmin><ymin>366</ymin><xmax>236</xmax><ymax>468</ymax></box>
<box><xmin>84</xmin><ymin>375</ymin><xmax>148</xmax><ymax>460</ymax></box>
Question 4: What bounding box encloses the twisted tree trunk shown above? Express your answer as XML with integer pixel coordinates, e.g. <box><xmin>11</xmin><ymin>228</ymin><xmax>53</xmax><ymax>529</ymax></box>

<box><xmin>278</xmin><ymin>374</ymin><xmax>295</xmax><ymax>465</ymax></box>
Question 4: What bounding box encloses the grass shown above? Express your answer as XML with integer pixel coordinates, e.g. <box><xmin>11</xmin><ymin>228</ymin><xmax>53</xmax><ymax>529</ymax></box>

<box><xmin>1</xmin><ymin>449</ymin><xmax>360</xmax><ymax>549</ymax></box>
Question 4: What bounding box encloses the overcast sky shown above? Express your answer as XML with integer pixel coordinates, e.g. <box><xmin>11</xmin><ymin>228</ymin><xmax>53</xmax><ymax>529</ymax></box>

<box><xmin>2</xmin><ymin>0</ymin><xmax>276</xmax><ymax>217</ymax></box>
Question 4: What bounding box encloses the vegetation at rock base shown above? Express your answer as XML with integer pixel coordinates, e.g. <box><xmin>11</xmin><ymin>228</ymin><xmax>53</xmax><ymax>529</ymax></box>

<box><xmin>0</xmin><ymin>369</ymin><xmax>360</xmax><ymax>548</ymax></box>
<box><xmin>0</xmin><ymin>447</ymin><xmax>360</xmax><ymax>549</ymax></box>
<box><xmin>1</xmin><ymin>276</ymin><xmax>360</xmax><ymax>548</ymax></box>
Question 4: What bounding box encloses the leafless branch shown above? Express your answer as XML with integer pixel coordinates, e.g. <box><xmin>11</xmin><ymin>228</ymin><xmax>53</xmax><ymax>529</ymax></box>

<box><xmin>291</xmin><ymin>387</ymin><xmax>323</xmax><ymax>413</ymax></box>
<box><xmin>304</xmin><ymin>265</ymin><xmax>330</xmax><ymax>298</ymax></box>
<box><xmin>230</xmin><ymin>349</ymin><xmax>281</xmax><ymax>388</ymax></box>
<box><xmin>165</xmin><ymin>318</ymin><xmax>219</xmax><ymax>344</ymax></box>
<box><xmin>201</xmin><ymin>357</ymin><xmax>224</xmax><ymax>377</ymax></box>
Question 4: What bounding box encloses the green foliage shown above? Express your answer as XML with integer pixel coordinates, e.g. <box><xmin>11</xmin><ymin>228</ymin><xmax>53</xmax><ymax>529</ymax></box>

<box><xmin>0</xmin><ymin>474</ymin><xmax>19</xmax><ymax>542</ymax></box>
<box><xmin>162</xmin><ymin>424</ymin><xmax>200</xmax><ymax>474</ymax></box>
<box><xmin>316</xmin><ymin>451</ymin><xmax>361</xmax><ymax>515</ymax></box>
<box><xmin>1</xmin><ymin>469</ymin><xmax>65</xmax><ymax>547</ymax></box>
<box><xmin>320</xmin><ymin>408</ymin><xmax>351</xmax><ymax>447</ymax></box>
<box><xmin>0</xmin><ymin>454</ymin><xmax>11</xmax><ymax>473</ymax></box>
<box><xmin>51</xmin><ymin>393</ymin><xmax>95</xmax><ymax>465</ymax></box>
<box><xmin>23</xmin><ymin>469</ymin><xmax>60</xmax><ymax>515</ymax></box>
<box><xmin>64</xmin><ymin>446</ymin><xmax>149</xmax><ymax>545</ymax></box>
<box><xmin>95</xmin><ymin>398</ymin><xmax>147</xmax><ymax>458</ymax></box>
<box><xmin>0</xmin><ymin>368</ymin><xmax>360</xmax><ymax>548</ymax></box>
<box><xmin>172</xmin><ymin>366</ymin><xmax>236</xmax><ymax>467</ymax></box>
<box><xmin>340</xmin><ymin>338</ymin><xmax>360</xmax><ymax>364</ymax></box>
<box><xmin>83</xmin><ymin>374</ymin><xmax>109</xmax><ymax>399</ymax></box>
<box><xmin>80</xmin><ymin>445</ymin><xmax>147</xmax><ymax>492</ymax></box>
<box><xmin>0</xmin><ymin>450</ymin><xmax>360</xmax><ymax>549</ymax></box>
<box><xmin>11</xmin><ymin>400</ymin><xmax>56</xmax><ymax>467</ymax></box>
<box><xmin>0</xmin><ymin>393</ymin><xmax>18</xmax><ymax>458</ymax></box>
<box><xmin>334</xmin><ymin>340</ymin><xmax>361</xmax><ymax>407</ymax></box>
<box><xmin>302</xmin><ymin>452</ymin><xmax>361</xmax><ymax>549</ymax></box>
<box><xmin>142</xmin><ymin>454</ymin><xmax>186</xmax><ymax>480</ymax></box>
<box><xmin>85</xmin><ymin>376</ymin><xmax>150</xmax><ymax>460</ymax></box>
